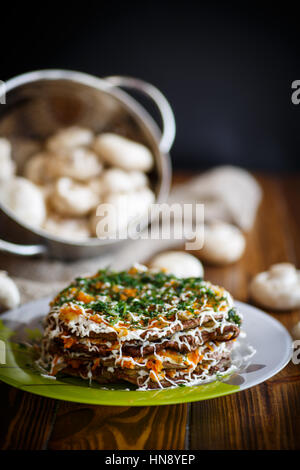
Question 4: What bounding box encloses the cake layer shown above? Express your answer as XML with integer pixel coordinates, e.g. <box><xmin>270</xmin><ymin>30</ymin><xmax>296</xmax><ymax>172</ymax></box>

<box><xmin>39</xmin><ymin>266</ymin><xmax>241</xmax><ymax>390</ymax></box>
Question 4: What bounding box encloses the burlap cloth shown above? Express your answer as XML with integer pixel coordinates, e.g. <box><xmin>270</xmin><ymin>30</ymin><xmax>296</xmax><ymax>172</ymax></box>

<box><xmin>2</xmin><ymin>237</ymin><xmax>183</xmax><ymax>304</ymax></box>
<box><xmin>0</xmin><ymin>166</ymin><xmax>262</xmax><ymax>305</ymax></box>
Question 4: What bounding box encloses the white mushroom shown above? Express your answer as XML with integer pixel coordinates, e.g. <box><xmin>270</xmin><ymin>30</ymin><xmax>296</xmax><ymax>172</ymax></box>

<box><xmin>292</xmin><ymin>321</ymin><xmax>300</xmax><ymax>339</ymax></box>
<box><xmin>149</xmin><ymin>251</ymin><xmax>204</xmax><ymax>278</ymax></box>
<box><xmin>133</xmin><ymin>186</ymin><xmax>155</xmax><ymax>214</ymax></box>
<box><xmin>197</xmin><ymin>222</ymin><xmax>246</xmax><ymax>265</ymax></box>
<box><xmin>39</xmin><ymin>182</ymin><xmax>55</xmax><ymax>201</ymax></box>
<box><xmin>47</xmin><ymin>147</ymin><xmax>103</xmax><ymax>181</ymax></box>
<box><xmin>93</xmin><ymin>133</ymin><xmax>153</xmax><ymax>171</ymax></box>
<box><xmin>23</xmin><ymin>152</ymin><xmax>55</xmax><ymax>185</ymax></box>
<box><xmin>130</xmin><ymin>170</ymin><xmax>149</xmax><ymax>189</ymax></box>
<box><xmin>90</xmin><ymin>187</ymin><xmax>155</xmax><ymax>238</ymax></box>
<box><xmin>250</xmin><ymin>263</ymin><xmax>300</xmax><ymax>310</ymax></box>
<box><xmin>46</xmin><ymin>126</ymin><xmax>93</xmax><ymax>152</ymax></box>
<box><xmin>0</xmin><ymin>271</ymin><xmax>20</xmax><ymax>310</ymax></box>
<box><xmin>0</xmin><ymin>137</ymin><xmax>15</xmax><ymax>180</ymax></box>
<box><xmin>90</xmin><ymin>195</ymin><xmax>130</xmax><ymax>239</ymax></box>
<box><xmin>50</xmin><ymin>177</ymin><xmax>100</xmax><ymax>217</ymax></box>
<box><xmin>43</xmin><ymin>214</ymin><xmax>91</xmax><ymax>240</ymax></box>
<box><xmin>10</xmin><ymin>138</ymin><xmax>42</xmax><ymax>171</ymax></box>
<box><xmin>87</xmin><ymin>177</ymin><xmax>105</xmax><ymax>198</ymax></box>
<box><xmin>0</xmin><ymin>177</ymin><xmax>46</xmax><ymax>227</ymax></box>
<box><xmin>101</xmin><ymin>168</ymin><xmax>149</xmax><ymax>193</ymax></box>
<box><xmin>104</xmin><ymin>188</ymin><xmax>154</xmax><ymax>216</ymax></box>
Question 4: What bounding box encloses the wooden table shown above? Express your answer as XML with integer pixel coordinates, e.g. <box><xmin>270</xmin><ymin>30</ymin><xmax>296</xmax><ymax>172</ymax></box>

<box><xmin>0</xmin><ymin>173</ymin><xmax>299</xmax><ymax>450</ymax></box>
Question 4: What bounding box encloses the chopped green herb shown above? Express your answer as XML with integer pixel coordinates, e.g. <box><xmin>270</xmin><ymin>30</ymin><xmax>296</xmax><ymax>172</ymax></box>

<box><xmin>226</xmin><ymin>308</ymin><xmax>241</xmax><ymax>326</ymax></box>
<box><xmin>52</xmin><ymin>269</ymin><xmax>232</xmax><ymax>328</ymax></box>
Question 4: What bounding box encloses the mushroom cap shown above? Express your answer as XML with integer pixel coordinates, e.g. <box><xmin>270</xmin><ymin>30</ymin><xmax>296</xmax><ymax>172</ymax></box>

<box><xmin>0</xmin><ymin>177</ymin><xmax>46</xmax><ymax>227</ymax></box>
<box><xmin>149</xmin><ymin>251</ymin><xmax>204</xmax><ymax>278</ymax></box>
<box><xmin>250</xmin><ymin>263</ymin><xmax>300</xmax><ymax>310</ymax></box>
<box><xmin>93</xmin><ymin>133</ymin><xmax>153</xmax><ymax>172</ymax></box>
<box><xmin>47</xmin><ymin>147</ymin><xmax>103</xmax><ymax>182</ymax></box>
<box><xmin>0</xmin><ymin>271</ymin><xmax>20</xmax><ymax>310</ymax></box>
<box><xmin>46</xmin><ymin>126</ymin><xmax>93</xmax><ymax>152</ymax></box>
<box><xmin>51</xmin><ymin>177</ymin><xmax>100</xmax><ymax>217</ymax></box>
<box><xmin>0</xmin><ymin>137</ymin><xmax>15</xmax><ymax>180</ymax></box>
<box><xmin>101</xmin><ymin>168</ymin><xmax>148</xmax><ymax>193</ymax></box>
<box><xmin>43</xmin><ymin>213</ymin><xmax>91</xmax><ymax>240</ymax></box>
<box><xmin>198</xmin><ymin>222</ymin><xmax>246</xmax><ymax>265</ymax></box>
<box><xmin>90</xmin><ymin>187</ymin><xmax>154</xmax><ymax>238</ymax></box>
<box><xmin>0</xmin><ymin>137</ymin><xmax>11</xmax><ymax>158</ymax></box>
<box><xmin>23</xmin><ymin>152</ymin><xmax>55</xmax><ymax>185</ymax></box>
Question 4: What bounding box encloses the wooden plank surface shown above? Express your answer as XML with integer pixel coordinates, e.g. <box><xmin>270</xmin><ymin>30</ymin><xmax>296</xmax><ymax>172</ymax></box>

<box><xmin>189</xmin><ymin>174</ymin><xmax>300</xmax><ymax>450</ymax></box>
<box><xmin>48</xmin><ymin>403</ymin><xmax>187</xmax><ymax>450</ymax></box>
<box><xmin>0</xmin><ymin>382</ymin><xmax>57</xmax><ymax>450</ymax></box>
<box><xmin>0</xmin><ymin>173</ymin><xmax>299</xmax><ymax>450</ymax></box>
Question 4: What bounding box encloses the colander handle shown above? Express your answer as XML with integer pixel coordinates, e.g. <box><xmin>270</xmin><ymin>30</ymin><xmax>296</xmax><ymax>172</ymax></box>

<box><xmin>104</xmin><ymin>76</ymin><xmax>176</xmax><ymax>154</ymax></box>
<box><xmin>0</xmin><ymin>239</ymin><xmax>46</xmax><ymax>256</ymax></box>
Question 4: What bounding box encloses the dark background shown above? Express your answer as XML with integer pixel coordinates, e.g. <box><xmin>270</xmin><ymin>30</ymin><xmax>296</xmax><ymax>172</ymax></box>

<box><xmin>2</xmin><ymin>2</ymin><xmax>300</xmax><ymax>171</ymax></box>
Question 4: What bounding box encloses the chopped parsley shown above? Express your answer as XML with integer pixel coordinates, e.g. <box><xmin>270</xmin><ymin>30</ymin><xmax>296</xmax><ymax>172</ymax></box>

<box><xmin>53</xmin><ymin>268</ymin><xmax>233</xmax><ymax>328</ymax></box>
<box><xmin>226</xmin><ymin>308</ymin><xmax>241</xmax><ymax>326</ymax></box>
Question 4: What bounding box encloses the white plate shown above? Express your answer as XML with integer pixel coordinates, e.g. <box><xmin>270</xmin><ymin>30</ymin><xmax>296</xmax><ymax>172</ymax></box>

<box><xmin>0</xmin><ymin>298</ymin><xmax>294</xmax><ymax>405</ymax></box>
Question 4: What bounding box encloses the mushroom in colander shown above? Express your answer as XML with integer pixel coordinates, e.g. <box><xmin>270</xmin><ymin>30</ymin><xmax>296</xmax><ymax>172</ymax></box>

<box><xmin>93</xmin><ymin>133</ymin><xmax>153</xmax><ymax>172</ymax></box>
<box><xmin>90</xmin><ymin>187</ymin><xmax>154</xmax><ymax>238</ymax></box>
<box><xmin>43</xmin><ymin>213</ymin><xmax>91</xmax><ymax>240</ymax></box>
<box><xmin>101</xmin><ymin>168</ymin><xmax>148</xmax><ymax>193</ymax></box>
<box><xmin>23</xmin><ymin>152</ymin><xmax>55</xmax><ymax>185</ymax></box>
<box><xmin>47</xmin><ymin>147</ymin><xmax>103</xmax><ymax>182</ymax></box>
<box><xmin>0</xmin><ymin>177</ymin><xmax>46</xmax><ymax>227</ymax></box>
<box><xmin>0</xmin><ymin>137</ymin><xmax>15</xmax><ymax>180</ymax></box>
<box><xmin>51</xmin><ymin>177</ymin><xmax>100</xmax><ymax>217</ymax></box>
<box><xmin>46</xmin><ymin>126</ymin><xmax>93</xmax><ymax>152</ymax></box>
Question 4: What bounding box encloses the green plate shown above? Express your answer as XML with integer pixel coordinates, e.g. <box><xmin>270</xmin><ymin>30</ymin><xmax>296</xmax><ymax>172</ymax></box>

<box><xmin>0</xmin><ymin>298</ymin><xmax>292</xmax><ymax>406</ymax></box>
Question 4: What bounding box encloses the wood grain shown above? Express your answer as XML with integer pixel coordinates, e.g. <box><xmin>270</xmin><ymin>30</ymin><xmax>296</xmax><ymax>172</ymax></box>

<box><xmin>48</xmin><ymin>403</ymin><xmax>187</xmax><ymax>450</ymax></box>
<box><xmin>189</xmin><ymin>174</ymin><xmax>300</xmax><ymax>450</ymax></box>
<box><xmin>0</xmin><ymin>382</ymin><xmax>57</xmax><ymax>450</ymax></box>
